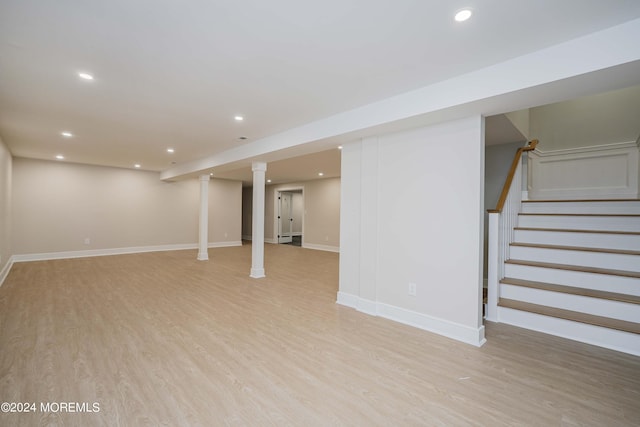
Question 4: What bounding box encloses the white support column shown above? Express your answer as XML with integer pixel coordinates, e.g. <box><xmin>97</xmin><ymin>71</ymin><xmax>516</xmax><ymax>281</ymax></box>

<box><xmin>197</xmin><ymin>174</ymin><xmax>210</xmax><ymax>261</ymax></box>
<box><xmin>250</xmin><ymin>162</ymin><xmax>267</xmax><ymax>278</ymax></box>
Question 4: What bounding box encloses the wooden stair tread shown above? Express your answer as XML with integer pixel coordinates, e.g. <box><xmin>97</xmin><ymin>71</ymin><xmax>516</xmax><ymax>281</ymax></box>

<box><xmin>504</xmin><ymin>259</ymin><xmax>640</xmax><ymax>279</ymax></box>
<box><xmin>510</xmin><ymin>242</ymin><xmax>640</xmax><ymax>256</ymax></box>
<box><xmin>500</xmin><ymin>277</ymin><xmax>640</xmax><ymax>304</ymax></box>
<box><xmin>498</xmin><ymin>298</ymin><xmax>640</xmax><ymax>334</ymax></box>
<box><xmin>522</xmin><ymin>199</ymin><xmax>640</xmax><ymax>203</ymax></box>
<box><xmin>515</xmin><ymin>227</ymin><xmax>640</xmax><ymax>236</ymax></box>
<box><xmin>519</xmin><ymin>213</ymin><xmax>640</xmax><ymax>217</ymax></box>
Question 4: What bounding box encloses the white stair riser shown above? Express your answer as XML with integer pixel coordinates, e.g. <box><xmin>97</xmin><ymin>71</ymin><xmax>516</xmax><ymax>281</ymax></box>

<box><xmin>503</xmin><ymin>263</ymin><xmax>640</xmax><ymax>296</ymax></box>
<box><xmin>496</xmin><ymin>307</ymin><xmax>640</xmax><ymax>357</ymax></box>
<box><xmin>500</xmin><ymin>284</ymin><xmax>639</xmax><ymax>323</ymax></box>
<box><xmin>495</xmin><ymin>199</ymin><xmax>640</xmax><ymax>357</ymax></box>
<box><xmin>513</xmin><ymin>229</ymin><xmax>640</xmax><ymax>251</ymax></box>
<box><xmin>518</xmin><ymin>215</ymin><xmax>640</xmax><ymax>232</ymax></box>
<box><xmin>509</xmin><ymin>246</ymin><xmax>640</xmax><ymax>272</ymax></box>
<box><xmin>521</xmin><ymin>201</ymin><xmax>640</xmax><ymax>214</ymax></box>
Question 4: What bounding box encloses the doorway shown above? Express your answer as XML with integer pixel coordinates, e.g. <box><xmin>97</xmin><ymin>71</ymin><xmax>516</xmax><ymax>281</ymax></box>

<box><xmin>277</xmin><ymin>189</ymin><xmax>303</xmax><ymax>246</ymax></box>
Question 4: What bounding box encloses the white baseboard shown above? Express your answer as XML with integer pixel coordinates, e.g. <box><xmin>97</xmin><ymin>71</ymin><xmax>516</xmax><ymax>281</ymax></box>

<box><xmin>243</xmin><ymin>236</ymin><xmax>282</xmax><ymax>244</ymax></box>
<box><xmin>336</xmin><ymin>292</ymin><xmax>486</xmax><ymax>347</ymax></box>
<box><xmin>250</xmin><ymin>267</ymin><xmax>266</xmax><ymax>278</ymax></box>
<box><xmin>302</xmin><ymin>243</ymin><xmax>340</xmax><ymax>253</ymax></box>
<box><xmin>336</xmin><ymin>291</ymin><xmax>360</xmax><ymax>308</ymax></box>
<box><xmin>0</xmin><ymin>256</ymin><xmax>15</xmax><ymax>288</ymax></box>
<box><xmin>12</xmin><ymin>241</ymin><xmax>242</xmax><ymax>263</ymax></box>
<box><xmin>209</xmin><ymin>241</ymin><xmax>243</xmax><ymax>248</ymax></box>
<box><xmin>336</xmin><ymin>292</ymin><xmax>377</xmax><ymax>315</ymax></box>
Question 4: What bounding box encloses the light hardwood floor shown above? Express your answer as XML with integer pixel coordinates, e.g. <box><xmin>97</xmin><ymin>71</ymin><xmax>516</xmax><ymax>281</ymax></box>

<box><xmin>1</xmin><ymin>244</ymin><xmax>639</xmax><ymax>426</ymax></box>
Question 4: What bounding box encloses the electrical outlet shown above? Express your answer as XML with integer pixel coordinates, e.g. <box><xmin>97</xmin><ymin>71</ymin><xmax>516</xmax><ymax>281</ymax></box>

<box><xmin>84</xmin><ymin>237</ymin><xmax>91</xmax><ymax>245</ymax></box>
<box><xmin>408</xmin><ymin>282</ymin><xmax>417</xmax><ymax>296</ymax></box>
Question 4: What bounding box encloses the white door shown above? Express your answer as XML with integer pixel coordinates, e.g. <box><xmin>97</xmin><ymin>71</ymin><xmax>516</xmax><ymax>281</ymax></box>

<box><xmin>278</xmin><ymin>192</ymin><xmax>293</xmax><ymax>243</ymax></box>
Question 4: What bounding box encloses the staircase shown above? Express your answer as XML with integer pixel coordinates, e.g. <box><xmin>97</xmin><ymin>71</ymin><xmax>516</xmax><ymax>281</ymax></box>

<box><xmin>495</xmin><ymin>199</ymin><xmax>640</xmax><ymax>356</ymax></box>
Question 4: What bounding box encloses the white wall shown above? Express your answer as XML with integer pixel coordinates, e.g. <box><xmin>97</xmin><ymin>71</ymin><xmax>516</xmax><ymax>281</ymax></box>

<box><xmin>12</xmin><ymin>158</ymin><xmax>241</xmax><ymax>257</ymax></box>
<box><xmin>242</xmin><ymin>185</ymin><xmax>252</xmax><ymax>240</ymax></box>
<box><xmin>527</xmin><ymin>142</ymin><xmax>640</xmax><ymax>200</ymax></box>
<box><xmin>338</xmin><ymin>116</ymin><xmax>486</xmax><ymax>347</ymax></box>
<box><xmin>243</xmin><ymin>178</ymin><xmax>341</xmax><ymax>251</ymax></box>
<box><xmin>530</xmin><ymin>85</ymin><xmax>640</xmax><ymax>151</ymax></box>
<box><xmin>0</xmin><ymin>137</ymin><xmax>12</xmax><ymax>281</ymax></box>
<box><xmin>485</xmin><ymin>142</ymin><xmax>525</xmax><ymax>211</ymax></box>
<box><xmin>291</xmin><ymin>191</ymin><xmax>303</xmax><ymax>234</ymax></box>
<box><xmin>505</xmin><ymin>109</ymin><xmax>530</xmax><ymax>140</ymax></box>
<box><xmin>208</xmin><ymin>178</ymin><xmax>243</xmax><ymax>244</ymax></box>
<box><xmin>300</xmin><ymin>179</ymin><xmax>340</xmax><ymax>250</ymax></box>
<box><xmin>526</xmin><ymin>86</ymin><xmax>640</xmax><ymax>200</ymax></box>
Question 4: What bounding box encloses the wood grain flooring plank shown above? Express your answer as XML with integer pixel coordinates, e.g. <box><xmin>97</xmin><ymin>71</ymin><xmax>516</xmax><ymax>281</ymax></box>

<box><xmin>1</xmin><ymin>244</ymin><xmax>639</xmax><ymax>426</ymax></box>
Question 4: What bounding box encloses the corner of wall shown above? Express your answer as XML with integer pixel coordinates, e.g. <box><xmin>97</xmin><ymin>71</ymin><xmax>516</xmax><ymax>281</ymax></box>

<box><xmin>0</xmin><ymin>255</ymin><xmax>14</xmax><ymax>287</ymax></box>
<box><xmin>505</xmin><ymin>109</ymin><xmax>530</xmax><ymax>140</ymax></box>
<box><xmin>336</xmin><ymin>294</ymin><xmax>487</xmax><ymax>347</ymax></box>
<box><xmin>0</xmin><ymin>136</ymin><xmax>13</xmax><ymax>286</ymax></box>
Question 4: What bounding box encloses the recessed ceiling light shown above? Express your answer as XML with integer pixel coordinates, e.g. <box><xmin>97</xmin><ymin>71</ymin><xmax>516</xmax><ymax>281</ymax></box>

<box><xmin>61</xmin><ymin>131</ymin><xmax>73</xmax><ymax>138</ymax></box>
<box><xmin>167</xmin><ymin>148</ymin><xmax>175</xmax><ymax>153</ymax></box>
<box><xmin>234</xmin><ymin>116</ymin><xmax>244</xmax><ymax>121</ymax></box>
<box><xmin>78</xmin><ymin>72</ymin><xmax>94</xmax><ymax>80</ymax></box>
<box><xmin>209</xmin><ymin>173</ymin><xmax>214</xmax><ymax>176</ymax></box>
<box><xmin>338</xmin><ymin>145</ymin><xmax>343</xmax><ymax>150</ymax></box>
<box><xmin>267</xmin><ymin>179</ymin><xmax>272</xmax><ymax>183</ymax></box>
<box><xmin>454</xmin><ymin>9</ymin><xmax>472</xmax><ymax>22</ymax></box>
<box><xmin>318</xmin><ymin>172</ymin><xmax>324</xmax><ymax>177</ymax></box>
<box><xmin>55</xmin><ymin>154</ymin><xmax>64</xmax><ymax>160</ymax></box>
<box><xmin>134</xmin><ymin>163</ymin><xmax>141</xmax><ymax>168</ymax></box>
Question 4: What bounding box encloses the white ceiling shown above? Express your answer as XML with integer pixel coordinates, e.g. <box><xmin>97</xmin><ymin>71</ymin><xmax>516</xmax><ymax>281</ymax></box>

<box><xmin>2</xmin><ymin>1</ymin><xmax>640</xmax><ymax>183</ymax></box>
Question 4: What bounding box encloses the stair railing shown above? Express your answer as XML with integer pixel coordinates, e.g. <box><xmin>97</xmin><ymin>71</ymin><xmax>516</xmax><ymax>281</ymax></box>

<box><xmin>486</xmin><ymin>139</ymin><xmax>538</xmax><ymax>321</ymax></box>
